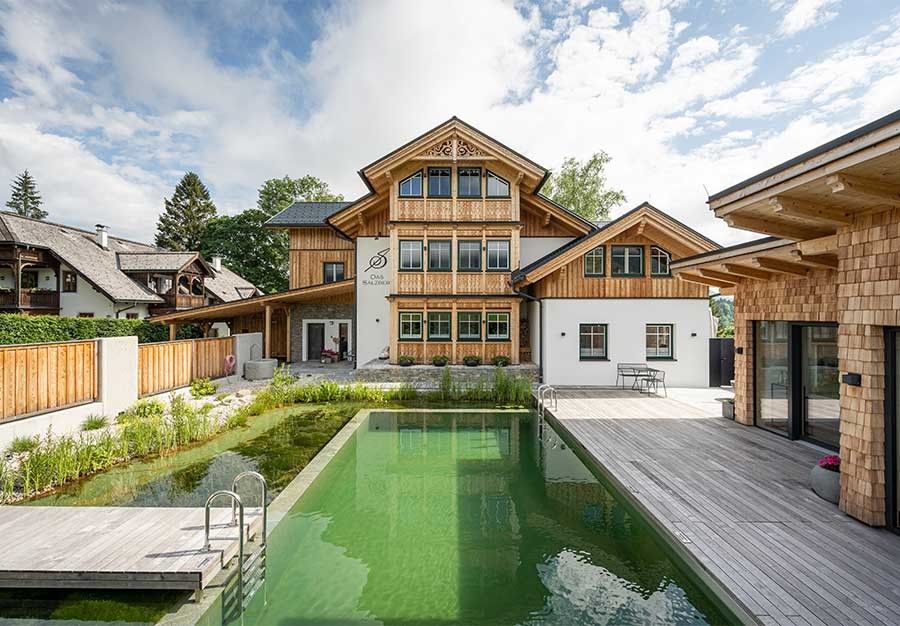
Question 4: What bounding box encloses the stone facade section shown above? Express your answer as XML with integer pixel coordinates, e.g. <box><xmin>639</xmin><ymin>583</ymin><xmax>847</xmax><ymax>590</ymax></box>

<box><xmin>354</xmin><ymin>363</ymin><xmax>540</xmax><ymax>385</ymax></box>
<box><xmin>289</xmin><ymin>303</ymin><xmax>355</xmax><ymax>363</ymax></box>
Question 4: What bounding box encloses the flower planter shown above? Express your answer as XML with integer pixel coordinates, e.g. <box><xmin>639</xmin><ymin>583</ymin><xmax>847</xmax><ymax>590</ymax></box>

<box><xmin>722</xmin><ymin>400</ymin><xmax>734</xmax><ymax>420</ymax></box>
<box><xmin>810</xmin><ymin>464</ymin><xmax>840</xmax><ymax>504</ymax></box>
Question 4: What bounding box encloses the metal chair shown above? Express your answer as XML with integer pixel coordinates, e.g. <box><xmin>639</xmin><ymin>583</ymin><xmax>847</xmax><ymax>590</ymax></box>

<box><xmin>639</xmin><ymin>369</ymin><xmax>667</xmax><ymax>397</ymax></box>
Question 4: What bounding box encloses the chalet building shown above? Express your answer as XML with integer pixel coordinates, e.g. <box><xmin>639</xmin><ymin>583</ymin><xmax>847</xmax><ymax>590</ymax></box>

<box><xmin>671</xmin><ymin>108</ymin><xmax>900</xmax><ymax>530</ymax></box>
<box><xmin>0</xmin><ymin>212</ymin><xmax>259</xmax><ymax>322</ymax></box>
<box><xmin>152</xmin><ymin>118</ymin><xmax>719</xmax><ymax>386</ymax></box>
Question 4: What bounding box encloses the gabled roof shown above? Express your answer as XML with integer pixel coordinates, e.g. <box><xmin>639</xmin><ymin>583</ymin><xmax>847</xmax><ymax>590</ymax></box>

<box><xmin>512</xmin><ymin>202</ymin><xmax>719</xmax><ymax>285</ymax></box>
<box><xmin>264</xmin><ymin>201</ymin><xmax>352</xmax><ymax>228</ymax></box>
<box><xmin>204</xmin><ymin>265</ymin><xmax>262</xmax><ymax>302</ymax></box>
<box><xmin>117</xmin><ymin>252</ymin><xmax>201</xmax><ymax>273</ymax></box>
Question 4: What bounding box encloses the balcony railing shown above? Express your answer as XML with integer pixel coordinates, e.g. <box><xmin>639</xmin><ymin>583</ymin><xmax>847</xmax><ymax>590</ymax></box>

<box><xmin>0</xmin><ymin>291</ymin><xmax>15</xmax><ymax>307</ymax></box>
<box><xmin>0</xmin><ymin>289</ymin><xmax>60</xmax><ymax>309</ymax></box>
<box><xmin>152</xmin><ymin>293</ymin><xmax>205</xmax><ymax>311</ymax></box>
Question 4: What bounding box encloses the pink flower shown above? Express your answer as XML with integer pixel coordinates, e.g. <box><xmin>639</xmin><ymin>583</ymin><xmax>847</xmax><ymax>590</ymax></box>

<box><xmin>818</xmin><ymin>455</ymin><xmax>840</xmax><ymax>471</ymax></box>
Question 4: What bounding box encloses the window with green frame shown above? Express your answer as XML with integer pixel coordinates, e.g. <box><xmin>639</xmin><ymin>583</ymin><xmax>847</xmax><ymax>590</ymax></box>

<box><xmin>584</xmin><ymin>246</ymin><xmax>604</xmax><ymax>276</ymax></box>
<box><xmin>458</xmin><ymin>167</ymin><xmax>481</xmax><ymax>197</ymax></box>
<box><xmin>428</xmin><ymin>241</ymin><xmax>451</xmax><ymax>271</ymax></box>
<box><xmin>650</xmin><ymin>246</ymin><xmax>671</xmax><ymax>276</ymax></box>
<box><xmin>646</xmin><ymin>324</ymin><xmax>673</xmax><ymax>358</ymax></box>
<box><xmin>399</xmin><ymin>240</ymin><xmax>423</xmax><ymax>271</ymax></box>
<box><xmin>428</xmin><ymin>312</ymin><xmax>451</xmax><ymax>340</ymax></box>
<box><xmin>399</xmin><ymin>312</ymin><xmax>423</xmax><ymax>340</ymax></box>
<box><xmin>458</xmin><ymin>241</ymin><xmax>481</xmax><ymax>271</ymax></box>
<box><xmin>458</xmin><ymin>311</ymin><xmax>481</xmax><ymax>341</ymax></box>
<box><xmin>579</xmin><ymin>324</ymin><xmax>608</xmax><ymax>360</ymax></box>
<box><xmin>486</xmin><ymin>312</ymin><xmax>510</xmax><ymax>340</ymax></box>
<box><xmin>611</xmin><ymin>245</ymin><xmax>643</xmax><ymax>276</ymax></box>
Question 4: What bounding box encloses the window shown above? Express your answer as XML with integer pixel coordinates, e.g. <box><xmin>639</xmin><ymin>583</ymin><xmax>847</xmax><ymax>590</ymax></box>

<box><xmin>428</xmin><ymin>240</ymin><xmax>451</xmax><ymax>271</ymax></box>
<box><xmin>77</xmin><ymin>312</ymin><xmax>95</xmax><ymax>318</ymax></box>
<box><xmin>486</xmin><ymin>171</ymin><xmax>509</xmax><ymax>197</ymax></box>
<box><xmin>428</xmin><ymin>312</ymin><xmax>451</xmax><ymax>340</ymax></box>
<box><xmin>486</xmin><ymin>312</ymin><xmax>510</xmax><ymax>340</ymax></box>
<box><xmin>399</xmin><ymin>171</ymin><xmax>422</xmax><ymax>197</ymax></box>
<box><xmin>399</xmin><ymin>241</ymin><xmax>423</xmax><ymax>271</ymax></box>
<box><xmin>399</xmin><ymin>312</ymin><xmax>423</xmax><ymax>340</ymax></box>
<box><xmin>20</xmin><ymin>271</ymin><xmax>38</xmax><ymax>289</ymax></box>
<box><xmin>584</xmin><ymin>246</ymin><xmax>604</xmax><ymax>276</ymax></box>
<box><xmin>323</xmin><ymin>262</ymin><xmax>345</xmax><ymax>283</ymax></box>
<box><xmin>646</xmin><ymin>324</ymin><xmax>673</xmax><ymax>359</ymax></box>
<box><xmin>458</xmin><ymin>241</ymin><xmax>481</xmax><ymax>271</ymax></box>
<box><xmin>486</xmin><ymin>240</ymin><xmax>510</xmax><ymax>271</ymax></box>
<box><xmin>126</xmin><ymin>312</ymin><xmax>139</xmax><ymax>320</ymax></box>
<box><xmin>427</xmin><ymin>167</ymin><xmax>451</xmax><ymax>197</ymax></box>
<box><xmin>579</xmin><ymin>324</ymin><xmax>608</xmax><ymax>360</ymax></box>
<box><xmin>458</xmin><ymin>312</ymin><xmax>481</xmax><ymax>340</ymax></box>
<box><xmin>458</xmin><ymin>167</ymin><xmax>481</xmax><ymax>197</ymax></box>
<box><xmin>651</xmin><ymin>247</ymin><xmax>671</xmax><ymax>276</ymax></box>
<box><xmin>611</xmin><ymin>245</ymin><xmax>644</xmax><ymax>276</ymax></box>
<box><xmin>62</xmin><ymin>271</ymin><xmax>77</xmax><ymax>292</ymax></box>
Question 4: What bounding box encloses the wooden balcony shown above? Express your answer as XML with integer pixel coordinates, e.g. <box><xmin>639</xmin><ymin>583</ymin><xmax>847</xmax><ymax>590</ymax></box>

<box><xmin>150</xmin><ymin>293</ymin><xmax>205</xmax><ymax>313</ymax></box>
<box><xmin>0</xmin><ymin>289</ymin><xmax>60</xmax><ymax>309</ymax></box>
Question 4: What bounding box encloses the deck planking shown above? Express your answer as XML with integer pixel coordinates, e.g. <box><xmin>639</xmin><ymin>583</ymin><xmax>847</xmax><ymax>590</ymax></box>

<box><xmin>0</xmin><ymin>506</ymin><xmax>262</xmax><ymax>590</ymax></box>
<box><xmin>541</xmin><ymin>388</ymin><xmax>900</xmax><ymax>626</ymax></box>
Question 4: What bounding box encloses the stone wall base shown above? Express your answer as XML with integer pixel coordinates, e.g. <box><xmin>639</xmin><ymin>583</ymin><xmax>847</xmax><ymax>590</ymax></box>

<box><xmin>354</xmin><ymin>363</ymin><xmax>540</xmax><ymax>386</ymax></box>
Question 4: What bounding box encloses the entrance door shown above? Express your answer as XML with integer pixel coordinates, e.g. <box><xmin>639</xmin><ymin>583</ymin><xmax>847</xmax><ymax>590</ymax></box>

<box><xmin>800</xmin><ymin>325</ymin><xmax>839</xmax><ymax>448</ymax></box>
<box><xmin>338</xmin><ymin>323</ymin><xmax>348</xmax><ymax>358</ymax></box>
<box><xmin>307</xmin><ymin>323</ymin><xmax>325</xmax><ymax>361</ymax></box>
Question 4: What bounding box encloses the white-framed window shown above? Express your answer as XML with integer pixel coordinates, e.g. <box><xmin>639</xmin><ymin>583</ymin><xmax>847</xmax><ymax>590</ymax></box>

<box><xmin>651</xmin><ymin>247</ymin><xmax>671</xmax><ymax>276</ymax></box>
<box><xmin>584</xmin><ymin>246</ymin><xmax>604</xmax><ymax>276</ymax></box>
<box><xmin>579</xmin><ymin>324</ymin><xmax>607</xmax><ymax>360</ymax></box>
<box><xmin>428</xmin><ymin>241</ymin><xmax>451</xmax><ymax>271</ymax></box>
<box><xmin>458</xmin><ymin>241</ymin><xmax>481</xmax><ymax>271</ymax></box>
<box><xmin>399</xmin><ymin>312</ymin><xmax>423</xmax><ymax>340</ymax></box>
<box><xmin>611</xmin><ymin>245</ymin><xmax>643</xmax><ymax>276</ymax></box>
<box><xmin>486</xmin><ymin>171</ymin><xmax>510</xmax><ymax>197</ymax></box>
<box><xmin>323</xmin><ymin>262</ymin><xmax>344</xmax><ymax>283</ymax></box>
<box><xmin>486</xmin><ymin>312</ymin><xmax>510</xmax><ymax>340</ymax></box>
<box><xmin>428</xmin><ymin>167</ymin><xmax>451</xmax><ymax>197</ymax></box>
<box><xmin>486</xmin><ymin>240</ymin><xmax>510</xmax><ymax>271</ymax></box>
<box><xmin>646</xmin><ymin>324</ymin><xmax>673</xmax><ymax>358</ymax></box>
<box><xmin>399</xmin><ymin>171</ymin><xmax>422</xmax><ymax>197</ymax></box>
<box><xmin>399</xmin><ymin>240</ymin><xmax>423</xmax><ymax>271</ymax></box>
<box><xmin>458</xmin><ymin>167</ymin><xmax>481</xmax><ymax>197</ymax></box>
<box><xmin>458</xmin><ymin>311</ymin><xmax>481</xmax><ymax>340</ymax></box>
<box><xmin>428</xmin><ymin>312</ymin><xmax>451</xmax><ymax>340</ymax></box>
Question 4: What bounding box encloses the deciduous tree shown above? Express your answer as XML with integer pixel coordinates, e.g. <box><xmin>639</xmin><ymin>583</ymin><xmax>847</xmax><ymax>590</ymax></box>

<box><xmin>542</xmin><ymin>152</ymin><xmax>625</xmax><ymax>221</ymax></box>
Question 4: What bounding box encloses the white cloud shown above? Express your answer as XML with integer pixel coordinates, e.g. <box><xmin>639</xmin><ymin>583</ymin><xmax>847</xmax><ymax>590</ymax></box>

<box><xmin>771</xmin><ymin>0</ymin><xmax>841</xmax><ymax>36</ymax></box>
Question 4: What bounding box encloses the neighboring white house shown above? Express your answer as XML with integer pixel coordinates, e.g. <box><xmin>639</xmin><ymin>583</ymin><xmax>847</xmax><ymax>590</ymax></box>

<box><xmin>0</xmin><ymin>211</ymin><xmax>260</xmax><ymax>325</ymax></box>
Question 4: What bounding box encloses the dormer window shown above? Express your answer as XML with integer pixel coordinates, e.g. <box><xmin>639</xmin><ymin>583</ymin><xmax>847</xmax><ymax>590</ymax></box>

<box><xmin>458</xmin><ymin>167</ymin><xmax>481</xmax><ymax>198</ymax></box>
<box><xmin>651</xmin><ymin>246</ymin><xmax>671</xmax><ymax>276</ymax></box>
<box><xmin>399</xmin><ymin>171</ymin><xmax>423</xmax><ymax>197</ymax></box>
<box><xmin>486</xmin><ymin>171</ymin><xmax>509</xmax><ymax>197</ymax></box>
<box><xmin>428</xmin><ymin>167</ymin><xmax>451</xmax><ymax>197</ymax></box>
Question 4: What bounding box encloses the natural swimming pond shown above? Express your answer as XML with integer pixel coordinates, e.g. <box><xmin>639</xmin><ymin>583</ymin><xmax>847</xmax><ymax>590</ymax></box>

<box><xmin>236</xmin><ymin>410</ymin><xmax>732</xmax><ymax>625</ymax></box>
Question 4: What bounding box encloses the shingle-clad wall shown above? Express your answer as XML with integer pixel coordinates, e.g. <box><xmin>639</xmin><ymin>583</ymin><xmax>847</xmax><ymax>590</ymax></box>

<box><xmin>290</xmin><ymin>302</ymin><xmax>355</xmax><ymax>363</ymax></box>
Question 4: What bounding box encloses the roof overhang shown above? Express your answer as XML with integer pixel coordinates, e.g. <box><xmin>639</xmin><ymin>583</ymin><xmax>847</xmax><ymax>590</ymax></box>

<box><xmin>149</xmin><ymin>279</ymin><xmax>354</xmax><ymax>324</ymax></box>
<box><xmin>709</xmin><ymin>109</ymin><xmax>900</xmax><ymax>240</ymax></box>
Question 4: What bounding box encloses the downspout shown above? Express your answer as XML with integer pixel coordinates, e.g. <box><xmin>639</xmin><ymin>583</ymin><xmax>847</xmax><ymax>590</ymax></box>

<box><xmin>115</xmin><ymin>303</ymin><xmax>136</xmax><ymax>319</ymax></box>
<box><xmin>510</xmin><ymin>280</ymin><xmax>542</xmax><ymax>382</ymax></box>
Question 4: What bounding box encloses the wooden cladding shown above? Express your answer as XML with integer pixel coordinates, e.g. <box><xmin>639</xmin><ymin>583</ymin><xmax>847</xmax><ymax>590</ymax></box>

<box><xmin>0</xmin><ymin>340</ymin><xmax>98</xmax><ymax>421</ymax></box>
<box><xmin>395</xmin><ymin>197</ymin><xmax>514</xmax><ymax>222</ymax></box>
<box><xmin>138</xmin><ymin>336</ymin><xmax>235</xmax><ymax>397</ymax></box>
<box><xmin>289</xmin><ymin>250</ymin><xmax>355</xmax><ymax>289</ymax></box>
<box><xmin>289</xmin><ymin>228</ymin><xmax>353</xmax><ymax>251</ymax></box>
<box><xmin>396</xmin><ymin>272</ymin><xmax>510</xmax><ymax>295</ymax></box>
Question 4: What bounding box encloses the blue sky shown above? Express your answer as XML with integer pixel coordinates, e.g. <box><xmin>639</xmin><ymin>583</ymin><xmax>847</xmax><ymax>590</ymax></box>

<box><xmin>1</xmin><ymin>0</ymin><xmax>899</xmax><ymax>244</ymax></box>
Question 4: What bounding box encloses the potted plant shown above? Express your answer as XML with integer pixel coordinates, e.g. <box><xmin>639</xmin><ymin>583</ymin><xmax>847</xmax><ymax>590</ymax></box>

<box><xmin>398</xmin><ymin>355</ymin><xmax>415</xmax><ymax>367</ymax></box>
<box><xmin>810</xmin><ymin>454</ymin><xmax>840</xmax><ymax>503</ymax></box>
<box><xmin>463</xmin><ymin>355</ymin><xmax>481</xmax><ymax>367</ymax></box>
<box><xmin>491</xmin><ymin>355</ymin><xmax>510</xmax><ymax>367</ymax></box>
<box><xmin>432</xmin><ymin>355</ymin><xmax>449</xmax><ymax>367</ymax></box>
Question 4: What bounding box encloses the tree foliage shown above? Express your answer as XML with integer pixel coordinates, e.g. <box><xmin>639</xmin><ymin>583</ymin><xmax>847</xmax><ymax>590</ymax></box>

<box><xmin>199</xmin><ymin>175</ymin><xmax>343</xmax><ymax>294</ymax></box>
<box><xmin>710</xmin><ymin>295</ymin><xmax>734</xmax><ymax>338</ymax></box>
<box><xmin>0</xmin><ymin>314</ymin><xmax>199</xmax><ymax>345</ymax></box>
<box><xmin>542</xmin><ymin>152</ymin><xmax>625</xmax><ymax>221</ymax></box>
<box><xmin>155</xmin><ymin>172</ymin><xmax>217</xmax><ymax>251</ymax></box>
<box><xmin>6</xmin><ymin>170</ymin><xmax>47</xmax><ymax>220</ymax></box>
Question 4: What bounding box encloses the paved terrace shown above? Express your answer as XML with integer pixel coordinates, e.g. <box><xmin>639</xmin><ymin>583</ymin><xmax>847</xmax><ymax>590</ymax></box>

<box><xmin>541</xmin><ymin>387</ymin><xmax>900</xmax><ymax>626</ymax></box>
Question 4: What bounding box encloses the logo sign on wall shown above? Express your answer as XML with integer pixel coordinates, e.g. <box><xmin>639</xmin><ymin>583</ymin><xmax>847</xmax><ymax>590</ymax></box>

<box><xmin>362</xmin><ymin>248</ymin><xmax>390</xmax><ymax>287</ymax></box>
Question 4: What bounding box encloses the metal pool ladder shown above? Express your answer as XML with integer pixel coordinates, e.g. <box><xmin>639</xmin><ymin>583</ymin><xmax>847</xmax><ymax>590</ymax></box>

<box><xmin>537</xmin><ymin>384</ymin><xmax>558</xmax><ymax>418</ymax></box>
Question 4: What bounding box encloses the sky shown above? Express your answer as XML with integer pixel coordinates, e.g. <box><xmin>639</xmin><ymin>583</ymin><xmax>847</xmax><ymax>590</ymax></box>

<box><xmin>1</xmin><ymin>0</ymin><xmax>899</xmax><ymax>245</ymax></box>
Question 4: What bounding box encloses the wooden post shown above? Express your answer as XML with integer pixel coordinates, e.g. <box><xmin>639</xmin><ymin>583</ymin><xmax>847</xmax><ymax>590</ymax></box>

<box><xmin>168</xmin><ymin>323</ymin><xmax>176</xmax><ymax>341</ymax></box>
<box><xmin>264</xmin><ymin>305</ymin><xmax>272</xmax><ymax>359</ymax></box>
<box><xmin>199</xmin><ymin>322</ymin><xmax>211</xmax><ymax>338</ymax></box>
<box><xmin>285</xmin><ymin>306</ymin><xmax>292</xmax><ymax>363</ymax></box>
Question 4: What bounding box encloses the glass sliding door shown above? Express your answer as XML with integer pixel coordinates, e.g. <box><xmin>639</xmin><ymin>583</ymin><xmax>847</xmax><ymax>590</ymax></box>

<box><xmin>755</xmin><ymin>321</ymin><xmax>790</xmax><ymax>436</ymax></box>
<box><xmin>888</xmin><ymin>329</ymin><xmax>900</xmax><ymax>532</ymax></box>
<box><xmin>801</xmin><ymin>325</ymin><xmax>840</xmax><ymax>448</ymax></box>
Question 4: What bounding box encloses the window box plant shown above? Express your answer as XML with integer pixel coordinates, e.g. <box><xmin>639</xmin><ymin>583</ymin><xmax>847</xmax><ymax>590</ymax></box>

<box><xmin>491</xmin><ymin>355</ymin><xmax>510</xmax><ymax>367</ymax></box>
<box><xmin>463</xmin><ymin>355</ymin><xmax>481</xmax><ymax>367</ymax></box>
<box><xmin>398</xmin><ymin>355</ymin><xmax>415</xmax><ymax>367</ymax></box>
<box><xmin>432</xmin><ymin>355</ymin><xmax>449</xmax><ymax>367</ymax></box>
<box><xmin>810</xmin><ymin>454</ymin><xmax>840</xmax><ymax>504</ymax></box>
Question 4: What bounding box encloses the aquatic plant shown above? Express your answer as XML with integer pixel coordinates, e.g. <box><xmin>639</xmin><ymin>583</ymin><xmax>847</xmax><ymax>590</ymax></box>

<box><xmin>189</xmin><ymin>377</ymin><xmax>218</xmax><ymax>398</ymax></box>
<box><xmin>80</xmin><ymin>415</ymin><xmax>108</xmax><ymax>431</ymax></box>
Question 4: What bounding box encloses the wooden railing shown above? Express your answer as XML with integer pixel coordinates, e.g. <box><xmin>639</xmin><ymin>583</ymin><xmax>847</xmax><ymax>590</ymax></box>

<box><xmin>19</xmin><ymin>289</ymin><xmax>59</xmax><ymax>309</ymax></box>
<box><xmin>138</xmin><ymin>336</ymin><xmax>235</xmax><ymax>397</ymax></box>
<box><xmin>0</xmin><ymin>291</ymin><xmax>15</xmax><ymax>307</ymax></box>
<box><xmin>0</xmin><ymin>339</ymin><xmax>98</xmax><ymax>422</ymax></box>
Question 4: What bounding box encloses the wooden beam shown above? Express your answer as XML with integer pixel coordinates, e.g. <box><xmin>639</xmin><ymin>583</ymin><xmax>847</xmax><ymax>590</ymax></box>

<box><xmin>724</xmin><ymin>214</ymin><xmax>831</xmax><ymax>241</ymax></box>
<box><xmin>264</xmin><ymin>305</ymin><xmax>272</xmax><ymax>359</ymax></box>
<box><xmin>769</xmin><ymin>197</ymin><xmax>854</xmax><ymax>226</ymax></box>
<box><xmin>637</xmin><ymin>220</ymin><xmax>647</xmax><ymax>236</ymax></box>
<box><xmin>698</xmin><ymin>268</ymin><xmax>742</xmax><ymax>285</ymax></box>
<box><xmin>827</xmin><ymin>173</ymin><xmax>900</xmax><ymax>206</ymax></box>
<box><xmin>677</xmin><ymin>272</ymin><xmax>732</xmax><ymax>289</ymax></box>
<box><xmin>168</xmin><ymin>323</ymin><xmax>176</xmax><ymax>341</ymax></box>
<box><xmin>789</xmin><ymin>250</ymin><xmax>839</xmax><ymax>269</ymax></box>
<box><xmin>797</xmin><ymin>234</ymin><xmax>839</xmax><ymax>255</ymax></box>
<box><xmin>751</xmin><ymin>257</ymin><xmax>809</xmax><ymax>276</ymax></box>
<box><xmin>722</xmin><ymin>263</ymin><xmax>774</xmax><ymax>280</ymax></box>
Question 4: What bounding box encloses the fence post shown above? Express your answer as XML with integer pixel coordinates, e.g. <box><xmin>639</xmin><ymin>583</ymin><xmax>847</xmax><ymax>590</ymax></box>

<box><xmin>98</xmin><ymin>336</ymin><xmax>139</xmax><ymax>417</ymax></box>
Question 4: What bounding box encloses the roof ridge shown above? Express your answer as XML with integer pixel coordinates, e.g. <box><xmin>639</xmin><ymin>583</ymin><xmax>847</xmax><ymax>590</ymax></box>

<box><xmin>0</xmin><ymin>211</ymin><xmax>159</xmax><ymax>249</ymax></box>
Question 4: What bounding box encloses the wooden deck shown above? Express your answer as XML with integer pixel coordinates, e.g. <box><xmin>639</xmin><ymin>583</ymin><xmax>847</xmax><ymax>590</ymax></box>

<box><xmin>0</xmin><ymin>506</ymin><xmax>262</xmax><ymax>590</ymax></box>
<box><xmin>541</xmin><ymin>388</ymin><xmax>900</xmax><ymax>626</ymax></box>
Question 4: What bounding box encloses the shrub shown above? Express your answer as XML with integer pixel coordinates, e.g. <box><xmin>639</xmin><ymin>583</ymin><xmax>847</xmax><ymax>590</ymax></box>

<box><xmin>398</xmin><ymin>355</ymin><xmax>415</xmax><ymax>367</ymax></box>
<box><xmin>190</xmin><ymin>378</ymin><xmax>218</xmax><ymax>398</ymax></box>
<box><xmin>491</xmin><ymin>355</ymin><xmax>510</xmax><ymax>367</ymax></box>
<box><xmin>225</xmin><ymin>412</ymin><xmax>248</xmax><ymax>429</ymax></box>
<box><xmin>463</xmin><ymin>355</ymin><xmax>481</xmax><ymax>367</ymax></box>
<box><xmin>81</xmin><ymin>415</ymin><xmax>108</xmax><ymax>431</ymax></box>
<box><xmin>6</xmin><ymin>435</ymin><xmax>39</xmax><ymax>455</ymax></box>
<box><xmin>118</xmin><ymin>398</ymin><xmax>165</xmax><ymax>424</ymax></box>
<box><xmin>818</xmin><ymin>455</ymin><xmax>840</xmax><ymax>472</ymax></box>
<box><xmin>432</xmin><ymin>355</ymin><xmax>449</xmax><ymax>367</ymax></box>
<box><xmin>0</xmin><ymin>313</ymin><xmax>200</xmax><ymax>345</ymax></box>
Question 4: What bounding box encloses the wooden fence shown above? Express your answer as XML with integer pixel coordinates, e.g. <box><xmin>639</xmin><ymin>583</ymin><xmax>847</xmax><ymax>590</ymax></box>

<box><xmin>138</xmin><ymin>336</ymin><xmax>235</xmax><ymax>397</ymax></box>
<box><xmin>0</xmin><ymin>339</ymin><xmax>99</xmax><ymax>422</ymax></box>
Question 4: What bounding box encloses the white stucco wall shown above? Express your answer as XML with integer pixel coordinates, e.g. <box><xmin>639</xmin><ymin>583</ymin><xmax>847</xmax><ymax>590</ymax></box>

<box><xmin>520</xmin><ymin>237</ymin><xmax>575</xmax><ymax>267</ymax></box>
<box><xmin>356</xmin><ymin>237</ymin><xmax>391</xmax><ymax>366</ymax></box>
<box><xmin>57</xmin><ymin>264</ymin><xmax>150</xmax><ymax>318</ymax></box>
<box><xmin>541</xmin><ymin>298</ymin><xmax>710</xmax><ymax>387</ymax></box>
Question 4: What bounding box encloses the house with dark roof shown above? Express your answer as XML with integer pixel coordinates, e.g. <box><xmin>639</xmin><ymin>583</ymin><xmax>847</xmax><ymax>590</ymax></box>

<box><xmin>0</xmin><ymin>212</ymin><xmax>260</xmax><ymax>322</ymax></box>
<box><xmin>149</xmin><ymin>118</ymin><xmax>718</xmax><ymax>385</ymax></box>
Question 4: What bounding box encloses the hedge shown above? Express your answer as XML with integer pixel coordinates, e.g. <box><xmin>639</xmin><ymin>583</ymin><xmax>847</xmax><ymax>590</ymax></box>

<box><xmin>0</xmin><ymin>314</ymin><xmax>201</xmax><ymax>345</ymax></box>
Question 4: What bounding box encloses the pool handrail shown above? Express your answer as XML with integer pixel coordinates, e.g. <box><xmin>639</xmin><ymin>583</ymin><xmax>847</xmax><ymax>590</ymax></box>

<box><xmin>204</xmin><ymin>489</ymin><xmax>245</xmax><ymax>615</ymax></box>
<box><xmin>232</xmin><ymin>471</ymin><xmax>268</xmax><ymax>547</ymax></box>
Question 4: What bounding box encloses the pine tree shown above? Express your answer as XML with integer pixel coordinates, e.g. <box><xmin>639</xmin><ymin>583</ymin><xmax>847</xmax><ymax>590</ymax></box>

<box><xmin>154</xmin><ymin>172</ymin><xmax>218</xmax><ymax>251</ymax></box>
<box><xmin>6</xmin><ymin>170</ymin><xmax>47</xmax><ymax>220</ymax></box>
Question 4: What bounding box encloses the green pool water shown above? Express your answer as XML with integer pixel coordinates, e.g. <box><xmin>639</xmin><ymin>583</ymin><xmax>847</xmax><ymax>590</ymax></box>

<box><xmin>239</xmin><ymin>410</ymin><xmax>731</xmax><ymax>626</ymax></box>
